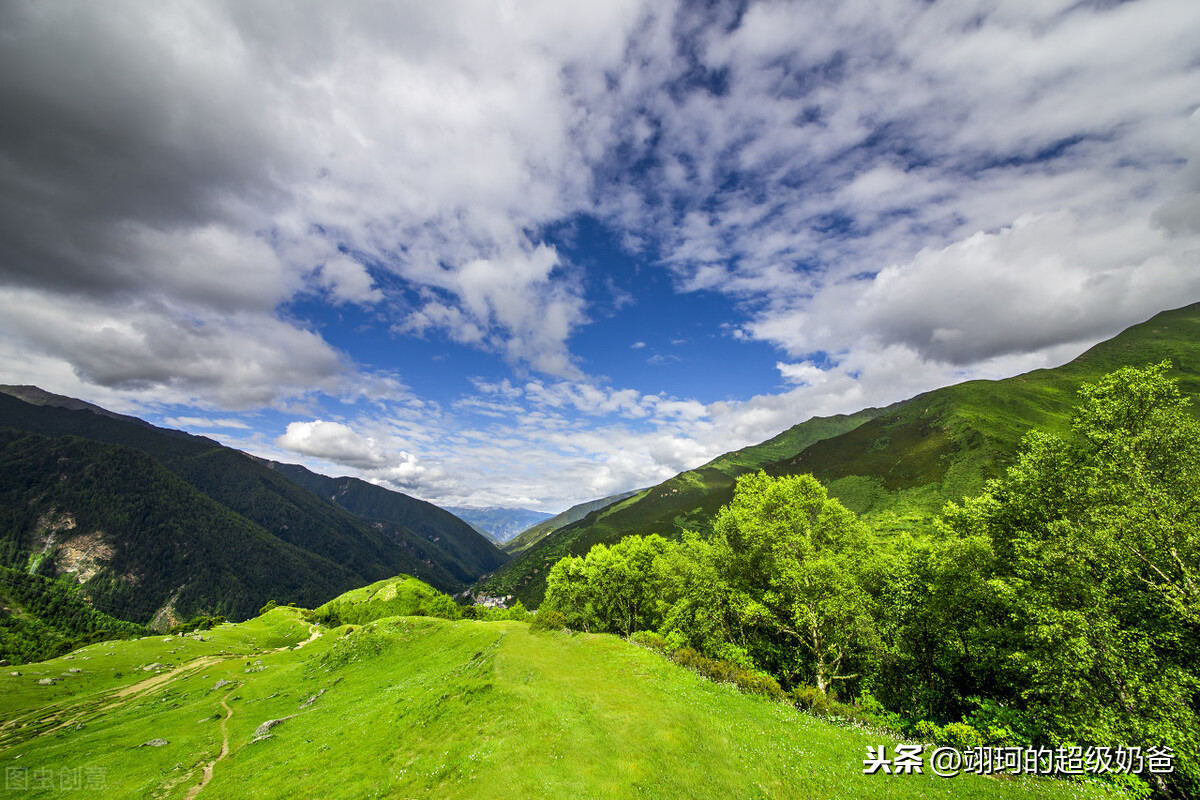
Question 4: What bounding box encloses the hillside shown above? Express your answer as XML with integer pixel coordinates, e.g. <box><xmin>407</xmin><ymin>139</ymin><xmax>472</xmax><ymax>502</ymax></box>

<box><xmin>502</xmin><ymin>489</ymin><xmax>641</xmax><ymax>555</ymax></box>
<box><xmin>0</xmin><ymin>391</ymin><xmax>503</xmax><ymax>637</ymax></box>
<box><xmin>0</xmin><ymin>592</ymin><xmax>1111</xmax><ymax>800</ymax></box>
<box><xmin>266</xmin><ymin>462</ymin><xmax>508</xmax><ymax>583</ymax></box>
<box><xmin>484</xmin><ymin>302</ymin><xmax>1200</xmax><ymax>606</ymax></box>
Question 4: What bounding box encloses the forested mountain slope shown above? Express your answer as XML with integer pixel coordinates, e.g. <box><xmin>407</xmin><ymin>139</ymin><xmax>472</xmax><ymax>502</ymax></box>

<box><xmin>502</xmin><ymin>489</ymin><xmax>641</xmax><ymax>556</ymax></box>
<box><xmin>266</xmin><ymin>461</ymin><xmax>508</xmax><ymax>583</ymax></box>
<box><xmin>0</xmin><ymin>391</ymin><xmax>503</xmax><ymax>644</ymax></box>
<box><xmin>484</xmin><ymin>303</ymin><xmax>1200</xmax><ymax>606</ymax></box>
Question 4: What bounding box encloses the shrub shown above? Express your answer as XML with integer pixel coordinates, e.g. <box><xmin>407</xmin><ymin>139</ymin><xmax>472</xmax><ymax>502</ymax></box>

<box><xmin>908</xmin><ymin>719</ymin><xmax>941</xmax><ymax>743</ymax></box>
<box><xmin>964</xmin><ymin>698</ymin><xmax>1032</xmax><ymax>747</ymax></box>
<box><xmin>663</xmin><ymin>629</ymin><xmax>688</xmax><ymax>652</ymax></box>
<box><xmin>258</xmin><ymin>600</ymin><xmax>278</xmax><ymax>615</ymax></box>
<box><xmin>854</xmin><ymin>691</ymin><xmax>905</xmax><ymax>732</ymax></box>
<box><xmin>791</xmin><ymin>684</ymin><xmax>832</xmax><ymax>716</ymax></box>
<box><xmin>939</xmin><ymin>722</ymin><xmax>984</xmax><ymax>749</ymax></box>
<box><xmin>530</xmin><ymin>609</ymin><xmax>568</xmax><ymax>632</ymax></box>
<box><xmin>629</xmin><ymin>630</ymin><xmax>665</xmax><ymax>650</ymax></box>
<box><xmin>168</xmin><ymin>615</ymin><xmax>225</xmax><ymax>635</ymax></box>
<box><xmin>669</xmin><ymin>647</ymin><xmax>784</xmax><ymax>700</ymax></box>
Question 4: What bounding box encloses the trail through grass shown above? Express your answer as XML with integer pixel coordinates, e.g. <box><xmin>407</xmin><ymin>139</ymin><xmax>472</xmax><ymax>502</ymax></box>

<box><xmin>1</xmin><ymin>609</ymin><xmax>1125</xmax><ymax>799</ymax></box>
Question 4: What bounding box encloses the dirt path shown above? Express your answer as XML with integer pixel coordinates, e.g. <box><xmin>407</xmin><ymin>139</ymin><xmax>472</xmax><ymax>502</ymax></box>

<box><xmin>185</xmin><ymin>695</ymin><xmax>233</xmax><ymax>800</ymax></box>
<box><xmin>99</xmin><ymin>655</ymin><xmax>227</xmax><ymax>712</ymax></box>
<box><xmin>183</xmin><ymin>626</ymin><xmax>319</xmax><ymax>799</ymax></box>
<box><xmin>287</xmin><ymin>624</ymin><xmax>322</xmax><ymax>651</ymax></box>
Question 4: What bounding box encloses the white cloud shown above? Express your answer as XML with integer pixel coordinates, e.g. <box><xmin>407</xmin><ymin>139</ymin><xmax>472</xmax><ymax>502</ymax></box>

<box><xmin>278</xmin><ymin>420</ymin><xmax>409</xmax><ymax>470</ymax></box>
<box><xmin>164</xmin><ymin>417</ymin><xmax>252</xmax><ymax>430</ymax></box>
<box><xmin>2</xmin><ymin>0</ymin><xmax>1198</xmax><ymax>511</ymax></box>
<box><xmin>0</xmin><ymin>288</ymin><xmax>349</xmax><ymax>409</ymax></box>
<box><xmin>315</xmin><ymin>255</ymin><xmax>382</xmax><ymax>305</ymax></box>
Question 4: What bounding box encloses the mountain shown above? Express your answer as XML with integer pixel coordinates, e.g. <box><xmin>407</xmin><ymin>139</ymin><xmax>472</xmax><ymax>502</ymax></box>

<box><xmin>481</xmin><ymin>302</ymin><xmax>1200</xmax><ymax>606</ymax></box>
<box><xmin>265</xmin><ymin>462</ymin><xmax>508</xmax><ymax>582</ymax></box>
<box><xmin>0</xmin><ymin>389</ymin><xmax>504</xmax><ymax>635</ymax></box>
<box><xmin>0</xmin><ymin>592</ymin><xmax>1094</xmax><ymax>800</ymax></box>
<box><xmin>443</xmin><ymin>506</ymin><xmax>554</xmax><ymax>544</ymax></box>
<box><xmin>502</xmin><ymin>489</ymin><xmax>642</xmax><ymax>556</ymax></box>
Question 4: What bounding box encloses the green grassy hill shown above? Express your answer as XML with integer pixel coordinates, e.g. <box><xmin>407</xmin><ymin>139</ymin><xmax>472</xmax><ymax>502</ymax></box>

<box><xmin>484</xmin><ymin>303</ymin><xmax>1200</xmax><ymax>606</ymax></box>
<box><xmin>0</xmin><ymin>588</ymin><xmax>1115</xmax><ymax>800</ymax></box>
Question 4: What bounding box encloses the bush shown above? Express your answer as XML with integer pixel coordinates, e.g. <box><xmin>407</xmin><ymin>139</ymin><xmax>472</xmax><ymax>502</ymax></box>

<box><xmin>629</xmin><ymin>630</ymin><xmax>665</xmax><ymax>650</ymax></box>
<box><xmin>908</xmin><ymin>719</ymin><xmax>941</xmax><ymax>743</ymax></box>
<box><xmin>791</xmin><ymin>684</ymin><xmax>832</xmax><ymax>716</ymax></box>
<box><xmin>530</xmin><ymin>609</ymin><xmax>567</xmax><ymax>632</ymax></box>
<box><xmin>258</xmin><ymin>600</ymin><xmax>278</xmax><ymax>615</ymax></box>
<box><xmin>964</xmin><ymin>698</ymin><xmax>1032</xmax><ymax>747</ymax></box>
<box><xmin>939</xmin><ymin>722</ymin><xmax>984</xmax><ymax>749</ymax></box>
<box><xmin>669</xmin><ymin>647</ymin><xmax>784</xmax><ymax>700</ymax></box>
<box><xmin>855</xmin><ymin>691</ymin><xmax>905</xmax><ymax>732</ymax></box>
<box><xmin>168</xmin><ymin>615</ymin><xmax>225</xmax><ymax>635</ymax></box>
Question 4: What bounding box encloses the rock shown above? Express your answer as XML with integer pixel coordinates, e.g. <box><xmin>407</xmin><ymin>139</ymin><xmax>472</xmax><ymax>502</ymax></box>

<box><xmin>0</xmin><ymin>659</ymin><xmax>9</xmax><ymax>667</ymax></box>
<box><xmin>251</xmin><ymin>715</ymin><xmax>298</xmax><ymax>743</ymax></box>
<box><xmin>36</xmin><ymin>678</ymin><xmax>57</xmax><ymax>685</ymax></box>
<box><xmin>9</xmin><ymin>671</ymin><xmax>20</xmax><ymax>677</ymax></box>
<box><xmin>212</xmin><ymin>679</ymin><xmax>236</xmax><ymax>691</ymax></box>
<box><xmin>298</xmin><ymin>688</ymin><xmax>326</xmax><ymax>709</ymax></box>
<box><xmin>142</xmin><ymin>663</ymin><xmax>165</xmax><ymax>672</ymax></box>
<box><xmin>139</xmin><ymin>739</ymin><xmax>169</xmax><ymax>747</ymax></box>
<box><xmin>67</xmin><ymin>668</ymin><xmax>83</xmax><ymax>674</ymax></box>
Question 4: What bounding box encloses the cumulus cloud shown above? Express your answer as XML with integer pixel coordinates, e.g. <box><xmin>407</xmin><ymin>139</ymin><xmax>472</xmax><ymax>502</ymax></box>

<box><xmin>0</xmin><ymin>0</ymin><xmax>649</xmax><ymax>404</ymax></box>
<box><xmin>2</xmin><ymin>0</ymin><xmax>1198</xmax><ymax>509</ymax></box>
<box><xmin>275</xmin><ymin>419</ymin><xmax>430</xmax><ymax>490</ymax></box>
<box><xmin>0</xmin><ymin>289</ymin><xmax>350</xmax><ymax>409</ymax></box>
<box><xmin>594</xmin><ymin>0</ymin><xmax>1200</xmax><ymax>375</ymax></box>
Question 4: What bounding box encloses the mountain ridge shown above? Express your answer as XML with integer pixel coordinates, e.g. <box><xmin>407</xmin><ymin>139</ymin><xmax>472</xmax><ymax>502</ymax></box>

<box><xmin>0</xmin><ymin>389</ymin><xmax>505</xmax><ymax>645</ymax></box>
<box><xmin>480</xmin><ymin>302</ymin><xmax>1200</xmax><ymax>606</ymax></box>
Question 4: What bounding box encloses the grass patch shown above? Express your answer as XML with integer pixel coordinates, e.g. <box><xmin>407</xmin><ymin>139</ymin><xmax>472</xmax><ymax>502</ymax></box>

<box><xmin>0</xmin><ymin>608</ymin><xmax>1123</xmax><ymax>799</ymax></box>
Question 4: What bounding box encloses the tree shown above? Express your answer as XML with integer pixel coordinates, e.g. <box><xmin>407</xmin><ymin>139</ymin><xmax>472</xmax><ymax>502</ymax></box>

<box><xmin>708</xmin><ymin>471</ymin><xmax>880</xmax><ymax>695</ymax></box>
<box><xmin>543</xmin><ymin>534</ymin><xmax>670</xmax><ymax>635</ymax></box>
<box><xmin>941</xmin><ymin>362</ymin><xmax>1200</xmax><ymax>797</ymax></box>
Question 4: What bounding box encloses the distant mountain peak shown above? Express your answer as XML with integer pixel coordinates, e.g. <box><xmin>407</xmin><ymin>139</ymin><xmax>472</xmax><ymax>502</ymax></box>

<box><xmin>444</xmin><ymin>506</ymin><xmax>555</xmax><ymax>545</ymax></box>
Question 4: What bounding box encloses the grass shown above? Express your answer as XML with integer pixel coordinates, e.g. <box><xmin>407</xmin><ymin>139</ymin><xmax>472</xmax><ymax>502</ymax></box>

<box><xmin>0</xmin><ymin>605</ymin><xmax>1126</xmax><ymax>799</ymax></box>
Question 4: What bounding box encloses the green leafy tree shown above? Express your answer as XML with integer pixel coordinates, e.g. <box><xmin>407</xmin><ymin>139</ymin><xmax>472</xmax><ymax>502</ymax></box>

<box><xmin>708</xmin><ymin>471</ymin><xmax>880</xmax><ymax>695</ymax></box>
<box><xmin>941</xmin><ymin>362</ymin><xmax>1200</xmax><ymax>797</ymax></box>
<box><xmin>543</xmin><ymin>535</ymin><xmax>669</xmax><ymax>635</ymax></box>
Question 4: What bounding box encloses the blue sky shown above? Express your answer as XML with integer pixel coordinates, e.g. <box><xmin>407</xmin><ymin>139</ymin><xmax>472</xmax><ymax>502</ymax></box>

<box><xmin>1</xmin><ymin>0</ymin><xmax>1199</xmax><ymax>511</ymax></box>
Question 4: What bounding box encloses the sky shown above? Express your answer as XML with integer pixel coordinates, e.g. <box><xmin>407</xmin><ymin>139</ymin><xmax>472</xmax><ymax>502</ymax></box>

<box><xmin>1</xmin><ymin>0</ymin><xmax>1198</xmax><ymax>512</ymax></box>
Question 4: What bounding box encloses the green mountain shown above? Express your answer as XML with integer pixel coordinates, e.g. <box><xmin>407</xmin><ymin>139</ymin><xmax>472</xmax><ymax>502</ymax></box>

<box><xmin>0</xmin><ymin>390</ymin><xmax>504</xmax><ymax>641</ymax></box>
<box><xmin>0</xmin><ymin>584</ymin><xmax>1107</xmax><ymax>800</ymax></box>
<box><xmin>484</xmin><ymin>303</ymin><xmax>1200</xmax><ymax>606</ymax></box>
<box><xmin>502</xmin><ymin>489</ymin><xmax>642</xmax><ymax>556</ymax></box>
<box><xmin>265</xmin><ymin>462</ymin><xmax>508</xmax><ymax>583</ymax></box>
